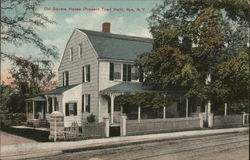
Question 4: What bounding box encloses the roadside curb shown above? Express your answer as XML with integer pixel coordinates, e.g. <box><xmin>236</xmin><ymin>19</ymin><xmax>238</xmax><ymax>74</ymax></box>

<box><xmin>62</xmin><ymin>127</ymin><xmax>249</xmax><ymax>153</ymax></box>
<box><xmin>1</xmin><ymin>127</ymin><xmax>249</xmax><ymax>159</ymax></box>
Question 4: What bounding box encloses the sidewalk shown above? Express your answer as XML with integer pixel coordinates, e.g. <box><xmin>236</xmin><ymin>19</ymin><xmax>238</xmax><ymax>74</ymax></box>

<box><xmin>0</xmin><ymin>127</ymin><xmax>249</xmax><ymax>160</ymax></box>
<box><xmin>0</xmin><ymin>131</ymin><xmax>37</xmax><ymax>146</ymax></box>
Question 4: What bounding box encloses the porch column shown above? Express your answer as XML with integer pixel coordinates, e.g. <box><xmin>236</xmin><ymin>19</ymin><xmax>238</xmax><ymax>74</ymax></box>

<box><xmin>45</xmin><ymin>96</ymin><xmax>49</xmax><ymax>113</ymax></box>
<box><xmin>186</xmin><ymin>97</ymin><xmax>189</xmax><ymax>118</ymax></box>
<box><xmin>163</xmin><ymin>94</ymin><xmax>166</xmax><ymax>120</ymax></box>
<box><xmin>138</xmin><ymin>104</ymin><xmax>141</xmax><ymax>122</ymax></box>
<box><xmin>41</xmin><ymin>103</ymin><xmax>44</xmax><ymax>119</ymax></box>
<box><xmin>121</xmin><ymin>105</ymin><xmax>123</xmax><ymax>113</ymax></box>
<box><xmin>26</xmin><ymin>102</ymin><xmax>28</xmax><ymax>120</ymax></box>
<box><xmin>208</xmin><ymin>100</ymin><xmax>211</xmax><ymax>114</ymax></box>
<box><xmin>32</xmin><ymin>100</ymin><xmax>35</xmax><ymax>119</ymax></box>
<box><xmin>52</xmin><ymin>97</ymin><xmax>55</xmax><ymax>112</ymax></box>
<box><xmin>224</xmin><ymin>103</ymin><xmax>227</xmax><ymax>116</ymax></box>
<box><xmin>163</xmin><ymin>106</ymin><xmax>166</xmax><ymax>120</ymax></box>
<box><xmin>110</xmin><ymin>94</ymin><xmax>114</xmax><ymax>124</ymax></box>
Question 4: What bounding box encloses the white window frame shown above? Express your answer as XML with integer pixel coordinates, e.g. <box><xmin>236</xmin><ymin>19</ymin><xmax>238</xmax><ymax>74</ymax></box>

<box><xmin>70</xmin><ymin>48</ymin><xmax>73</xmax><ymax>61</ymax></box>
<box><xmin>83</xmin><ymin>65</ymin><xmax>90</xmax><ymax>82</ymax></box>
<box><xmin>68</xmin><ymin>103</ymin><xmax>75</xmax><ymax>116</ymax></box>
<box><xmin>113</xmin><ymin>63</ymin><xmax>122</xmax><ymax>81</ymax></box>
<box><xmin>131</xmin><ymin>65</ymin><xmax>138</xmax><ymax>81</ymax></box>
<box><xmin>83</xmin><ymin>94</ymin><xmax>90</xmax><ymax>113</ymax></box>
<box><xmin>78</xmin><ymin>44</ymin><xmax>82</xmax><ymax>58</ymax></box>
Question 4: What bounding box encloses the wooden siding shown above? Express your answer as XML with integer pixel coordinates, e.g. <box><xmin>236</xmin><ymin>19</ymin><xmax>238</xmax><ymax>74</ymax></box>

<box><xmin>58</xmin><ymin>29</ymin><xmax>98</xmax><ymax>87</ymax></box>
<box><xmin>63</xmin><ymin>84</ymin><xmax>82</xmax><ymax>127</ymax></box>
<box><xmin>58</xmin><ymin>29</ymin><xmax>100</xmax><ymax>124</ymax></box>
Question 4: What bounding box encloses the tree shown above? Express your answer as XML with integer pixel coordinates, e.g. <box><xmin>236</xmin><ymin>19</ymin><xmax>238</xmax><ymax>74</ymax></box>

<box><xmin>139</xmin><ymin>0</ymin><xmax>250</xmax><ymax>105</ymax></box>
<box><xmin>212</xmin><ymin>51</ymin><xmax>249</xmax><ymax>103</ymax></box>
<box><xmin>9</xmin><ymin>57</ymin><xmax>57</xmax><ymax>97</ymax></box>
<box><xmin>1</xmin><ymin>0</ymin><xmax>58</xmax><ymax>58</ymax></box>
<box><xmin>1</xmin><ymin>0</ymin><xmax>59</xmax><ymax>82</ymax></box>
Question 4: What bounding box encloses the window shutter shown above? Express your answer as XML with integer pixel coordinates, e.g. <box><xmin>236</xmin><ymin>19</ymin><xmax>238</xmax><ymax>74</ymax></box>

<box><xmin>87</xmin><ymin>65</ymin><xmax>90</xmax><ymax>82</ymax></box>
<box><xmin>82</xmin><ymin>95</ymin><xmax>84</xmax><ymax>112</ymax></box>
<box><xmin>128</xmin><ymin>64</ymin><xmax>131</xmax><ymax>81</ymax></box>
<box><xmin>123</xmin><ymin>64</ymin><xmax>127</xmax><ymax>81</ymax></box>
<box><xmin>65</xmin><ymin>103</ymin><xmax>69</xmax><ymax>116</ymax></box>
<box><xmin>63</xmin><ymin>72</ymin><xmax>65</xmax><ymax>86</ymax></box>
<box><xmin>74</xmin><ymin>103</ymin><xmax>77</xmax><ymax>115</ymax></box>
<box><xmin>82</xmin><ymin>66</ymin><xmax>85</xmax><ymax>82</ymax></box>
<box><xmin>109</xmin><ymin>63</ymin><xmax>114</xmax><ymax>80</ymax></box>
<box><xmin>88</xmin><ymin>95</ymin><xmax>91</xmax><ymax>112</ymax></box>
<box><xmin>66</xmin><ymin>72</ymin><xmax>69</xmax><ymax>86</ymax></box>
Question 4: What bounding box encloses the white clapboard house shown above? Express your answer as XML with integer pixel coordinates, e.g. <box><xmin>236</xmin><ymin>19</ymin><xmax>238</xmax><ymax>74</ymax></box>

<box><xmin>26</xmin><ymin>23</ymin><xmax>202</xmax><ymax>127</ymax></box>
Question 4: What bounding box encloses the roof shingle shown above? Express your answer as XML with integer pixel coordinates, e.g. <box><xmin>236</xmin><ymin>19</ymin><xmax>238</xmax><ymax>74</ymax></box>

<box><xmin>78</xmin><ymin>29</ymin><xmax>153</xmax><ymax>61</ymax></box>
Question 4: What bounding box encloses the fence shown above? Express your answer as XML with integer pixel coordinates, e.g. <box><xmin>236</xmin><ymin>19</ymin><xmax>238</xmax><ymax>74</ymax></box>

<box><xmin>126</xmin><ymin>117</ymin><xmax>201</xmax><ymax>136</ymax></box>
<box><xmin>64</xmin><ymin>122</ymin><xmax>106</xmax><ymax>140</ymax></box>
<box><xmin>243</xmin><ymin>113</ymin><xmax>249</xmax><ymax>126</ymax></box>
<box><xmin>213</xmin><ymin>114</ymin><xmax>243</xmax><ymax>128</ymax></box>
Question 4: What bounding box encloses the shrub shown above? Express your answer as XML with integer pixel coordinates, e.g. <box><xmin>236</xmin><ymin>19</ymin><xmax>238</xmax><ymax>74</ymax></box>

<box><xmin>87</xmin><ymin>114</ymin><xmax>96</xmax><ymax>123</ymax></box>
<box><xmin>1</xmin><ymin>113</ymin><xmax>26</xmax><ymax>126</ymax></box>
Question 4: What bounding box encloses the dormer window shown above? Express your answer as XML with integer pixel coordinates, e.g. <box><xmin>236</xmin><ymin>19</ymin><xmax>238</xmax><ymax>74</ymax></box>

<box><xmin>79</xmin><ymin>44</ymin><xmax>82</xmax><ymax>58</ymax></box>
<box><xmin>70</xmin><ymin>48</ymin><xmax>73</xmax><ymax>61</ymax></box>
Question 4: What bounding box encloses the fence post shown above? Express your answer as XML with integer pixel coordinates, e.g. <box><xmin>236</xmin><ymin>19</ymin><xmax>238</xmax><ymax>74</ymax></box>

<box><xmin>120</xmin><ymin>115</ymin><xmax>127</xmax><ymax>136</ymax></box>
<box><xmin>49</xmin><ymin>111</ymin><xmax>65</xmax><ymax>141</ymax></box>
<box><xmin>104</xmin><ymin>117</ymin><xmax>110</xmax><ymax>138</ymax></box>
<box><xmin>208</xmin><ymin>113</ymin><xmax>214</xmax><ymax>128</ymax></box>
<box><xmin>199</xmin><ymin>113</ymin><xmax>204</xmax><ymax>128</ymax></box>
<box><xmin>242</xmin><ymin>112</ymin><xmax>245</xmax><ymax>126</ymax></box>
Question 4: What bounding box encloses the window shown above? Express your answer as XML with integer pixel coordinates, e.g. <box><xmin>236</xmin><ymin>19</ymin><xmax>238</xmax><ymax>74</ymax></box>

<box><xmin>70</xmin><ymin>48</ymin><xmax>73</xmax><ymax>61</ymax></box>
<box><xmin>85</xmin><ymin>95</ymin><xmax>90</xmax><ymax>113</ymax></box>
<box><xmin>82</xmin><ymin>95</ymin><xmax>84</xmax><ymax>112</ymax></box>
<box><xmin>65</xmin><ymin>103</ymin><xmax>77</xmax><ymax>116</ymax></box>
<box><xmin>114</xmin><ymin>64</ymin><xmax>121</xmax><ymax>80</ymax></box>
<box><xmin>123</xmin><ymin>64</ymin><xmax>131</xmax><ymax>81</ymax></box>
<box><xmin>131</xmin><ymin>66</ymin><xmax>137</xmax><ymax>81</ymax></box>
<box><xmin>54</xmin><ymin>97</ymin><xmax>59</xmax><ymax>111</ymax></box>
<box><xmin>82</xmin><ymin>94</ymin><xmax>90</xmax><ymax>113</ymax></box>
<box><xmin>109</xmin><ymin>63</ymin><xmax>121</xmax><ymax>80</ymax></box>
<box><xmin>82</xmin><ymin>65</ymin><xmax>90</xmax><ymax>82</ymax></box>
<box><xmin>48</xmin><ymin>97</ymin><xmax>53</xmax><ymax>113</ymax></box>
<box><xmin>79</xmin><ymin>44</ymin><xmax>82</xmax><ymax>58</ymax></box>
<box><xmin>63</xmin><ymin>71</ymin><xmax>69</xmax><ymax>86</ymax></box>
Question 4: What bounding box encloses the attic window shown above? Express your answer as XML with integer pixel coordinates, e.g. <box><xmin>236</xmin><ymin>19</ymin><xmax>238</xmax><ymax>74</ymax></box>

<box><xmin>70</xmin><ymin>48</ymin><xmax>73</xmax><ymax>61</ymax></box>
<box><xmin>79</xmin><ymin>44</ymin><xmax>82</xmax><ymax>58</ymax></box>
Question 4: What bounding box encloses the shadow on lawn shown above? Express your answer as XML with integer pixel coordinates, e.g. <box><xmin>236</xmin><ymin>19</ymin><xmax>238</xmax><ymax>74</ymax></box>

<box><xmin>1</xmin><ymin>126</ymin><xmax>50</xmax><ymax>142</ymax></box>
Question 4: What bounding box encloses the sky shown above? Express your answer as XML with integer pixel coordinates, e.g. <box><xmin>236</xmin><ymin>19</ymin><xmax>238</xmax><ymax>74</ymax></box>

<box><xmin>2</xmin><ymin>0</ymin><xmax>164</xmax><ymax>83</ymax></box>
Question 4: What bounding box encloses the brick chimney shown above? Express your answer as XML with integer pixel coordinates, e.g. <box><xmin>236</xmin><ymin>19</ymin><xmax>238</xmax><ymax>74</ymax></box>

<box><xmin>102</xmin><ymin>22</ymin><xmax>110</xmax><ymax>33</ymax></box>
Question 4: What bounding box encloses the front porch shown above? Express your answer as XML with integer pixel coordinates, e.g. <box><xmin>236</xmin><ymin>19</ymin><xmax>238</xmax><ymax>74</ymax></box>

<box><xmin>25</xmin><ymin>96</ymin><xmax>48</xmax><ymax>127</ymax></box>
<box><xmin>100</xmin><ymin>82</ymin><xmax>209</xmax><ymax>124</ymax></box>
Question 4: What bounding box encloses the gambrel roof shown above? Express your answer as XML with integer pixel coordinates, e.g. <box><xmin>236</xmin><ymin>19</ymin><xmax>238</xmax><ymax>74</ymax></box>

<box><xmin>78</xmin><ymin>29</ymin><xmax>153</xmax><ymax>61</ymax></box>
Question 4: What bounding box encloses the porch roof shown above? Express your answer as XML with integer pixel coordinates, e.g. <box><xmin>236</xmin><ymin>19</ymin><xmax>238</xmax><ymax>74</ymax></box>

<box><xmin>39</xmin><ymin>84</ymin><xmax>79</xmax><ymax>95</ymax></box>
<box><xmin>100</xmin><ymin>82</ymin><xmax>185</xmax><ymax>95</ymax></box>
<box><xmin>25</xmin><ymin>96</ymin><xmax>46</xmax><ymax>101</ymax></box>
